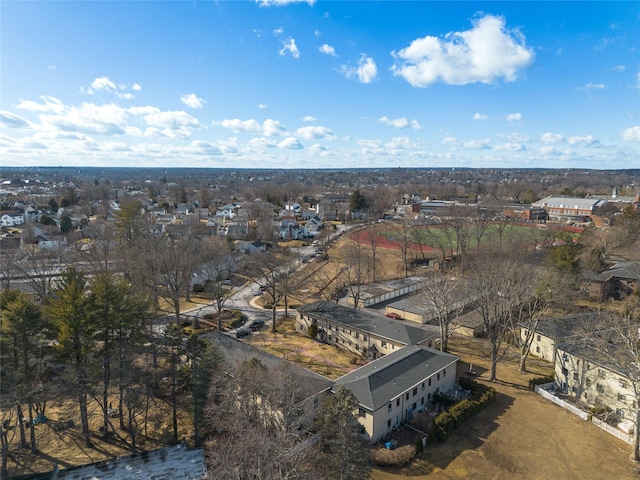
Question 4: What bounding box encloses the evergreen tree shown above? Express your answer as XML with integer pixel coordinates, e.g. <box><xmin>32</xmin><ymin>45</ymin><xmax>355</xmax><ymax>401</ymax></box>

<box><xmin>314</xmin><ymin>385</ymin><xmax>371</xmax><ymax>480</ymax></box>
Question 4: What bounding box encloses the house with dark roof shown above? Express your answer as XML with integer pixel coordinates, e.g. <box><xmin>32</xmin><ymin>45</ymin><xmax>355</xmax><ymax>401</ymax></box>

<box><xmin>30</xmin><ymin>440</ymin><xmax>206</xmax><ymax>480</ymax></box>
<box><xmin>583</xmin><ymin>260</ymin><xmax>640</xmax><ymax>299</ymax></box>
<box><xmin>333</xmin><ymin>345</ymin><xmax>458</xmax><ymax>442</ymax></box>
<box><xmin>521</xmin><ymin>312</ymin><xmax>607</xmax><ymax>362</ymax></box>
<box><xmin>296</xmin><ymin>301</ymin><xmax>439</xmax><ymax>359</ymax></box>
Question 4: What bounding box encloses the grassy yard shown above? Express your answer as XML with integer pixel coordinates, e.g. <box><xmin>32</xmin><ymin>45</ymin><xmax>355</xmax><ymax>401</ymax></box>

<box><xmin>371</xmin><ymin>335</ymin><xmax>637</xmax><ymax>480</ymax></box>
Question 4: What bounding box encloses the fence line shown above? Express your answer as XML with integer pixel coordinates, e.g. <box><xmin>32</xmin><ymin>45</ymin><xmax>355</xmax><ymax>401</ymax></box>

<box><xmin>535</xmin><ymin>384</ymin><xmax>633</xmax><ymax>444</ymax></box>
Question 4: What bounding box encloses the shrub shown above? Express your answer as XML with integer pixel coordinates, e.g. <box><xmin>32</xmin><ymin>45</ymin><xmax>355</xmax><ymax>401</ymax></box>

<box><xmin>371</xmin><ymin>444</ymin><xmax>417</xmax><ymax>466</ymax></box>
<box><xmin>528</xmin><ymin>374</ymin><xmax>555</xmax><ymax>390</ymax></box>
<box><xmin>308</xmin><ymin>324</ymin><xmax>318</xmax><ymax>339</ymax></box>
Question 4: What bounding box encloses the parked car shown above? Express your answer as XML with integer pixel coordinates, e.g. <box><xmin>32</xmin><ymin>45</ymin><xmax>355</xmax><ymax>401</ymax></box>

<box><xmin>252</xmin><ymin>289</ymin><xmax>262</xmax><ymax>296</ymax></box>
<box><xmin>385</xmin><ymin>312</ymin><xmax>401</xmax><ymax>319</ymax></box>
<box><xmin>235</xmin><ymin>328</ymin><xmax>250</xmax><ymax>338</ymax></box>
<box><xmin>248</xmin><ymin>319</ymin><xmax>265</xmax><ymax>331</ymax></box>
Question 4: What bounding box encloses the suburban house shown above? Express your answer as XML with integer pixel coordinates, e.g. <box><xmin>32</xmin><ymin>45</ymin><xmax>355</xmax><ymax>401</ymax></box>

<box><xmin>1</xmin><ymin>212</ymin><xmax>24</xmax><ymax>227</ymax></box>
<box><xmin>296</xmin><ymin>301</ymin><xmax>439</xmax><ymax>359</ymax></box>
<box><xmin>333</xmin><ymin>345</ymin><xmax>458</xmax><ymax>442</ymax></box>
<box><xmin>303</xmin><ymin>214</ymin><xmax>323</xmax><ymax>237</ymax></box>
<box><xmin>236</xmin><ymin>240</ymin><xmax>267</xmax><ymax>254</ymax></box>
<box><xmin>38</xmin><ymin>235</ymin><xmax>67</xmax><ymax>252</ymax></box>
<box><xmin>583</xmin><ymin>261</ymin><xmax>640</xmax><ymax>299</ymax></box>
<box><xmin>532</xmin><ymin>196</ymin><xmax>607</xmax><ymax>222</ymax></box>
<box><xmin>279</xmin><ymin>221</ymin><xmax>304</xmax><ymax>240</ymax></box>
<box><xmin>521</xmin><ymin>312</ymin><xmax>607</xmax><ymax>363</ymax></box>
<box><xmin>554</xmin><ymin>333</ymin><xmax>637</xmax><ymax>424</ymax></box>
<box><xmin>23</xmin><ymin>206</ymin><xmax>42</xmax><ymax>223</ymax></box>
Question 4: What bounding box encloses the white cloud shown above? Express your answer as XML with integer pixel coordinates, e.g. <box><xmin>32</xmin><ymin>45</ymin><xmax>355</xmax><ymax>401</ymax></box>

<box><xmin>17</xmin><ymin>96</ymin><xmax>65</xmax><ymax>113</ymax></box>
<box><xmin>340</xmin><ymin>54</ymin><xmax>377</xmax><ymax>83</ymax></box>
<box><xmin>378</xmin><ymin>116</ymin><xmax>421</xmax><ymax>130</ymax></box>
<box><xmin>579</xmin><ymin>82</ymin><xmax>605</xmax><ymax>91</ymax></box>
<box><xmin>568</xmin><ymin>135</ymin><xmax>599</xmax><ymax>147</ymax></box>
<box><xmin>215</xmin><ymin>118</ymin><xmax>262</xmax><ymax>133</ymax></box>
<box><xmin>540</xmin><ymin>132</ymin><xmax>565</xmax><ymax>144</ymax></box>
<box><xmin>539</xmin><ymin>146</ymin><xmax>562</xmax><ymax>155</ymax></box>
<box><xmin>294</xmin><ymin>125</ymin><xmax>336</xmax><ymax>140</ymax></box>
<box><xmin>621</xmin><ymin>126</ymin><xmax>640</xmax><ymax>142</ymax></box>
<box><xmin>612</xmin><ymin>65</ymin><xmax>626</xmax><ymax>73</ymax></box>
<box><xmin>91</xmin><ymin>77</ymin><xmax>116</xmax><ymax>92</ymax></box>
<box><xmin>141</xmin><ymin>109</ymin><xmax>200</xmax><ymax>131</ymax></box>
<box><xmin>181</xmin><ymin>93</ymin><xmax>204</xmax><ymax>109</ymax></box>
<box><xmin>257</xmin><ymin>0</ymin><xmax>316</xmax><ymax>7</ymax></box>
<box><xmin>309</xmin><ymin>144</ymin><xmax>329</xmax><ymax>155</ymax></box>
<box><xmin>279</xmin><ymin>38</ymin><xmax>300</xmax><ymax>58</ymax></box>
<box><xmin>40</xmin><ymin>102</ymin><xmax>129</xmax><ymax>136</ymax></box>
<box><xmin>273</xmin><ymin>27</ymin><xmax>284</xmax><ymax>36</ymax></box>
<box><xmin>391</xmin><ymin>14</ymin><xmax>534</xmax><ymax>87</ymax></box>
<box><xmin>132</xmin><ymin>83</ymin><xmax>142</xmax><ymax>91</ymax></box>
<box><xmin>278</xmin><ymin>137</ymin><xmax>303</xmax><ymax>149</ymax></box>
<box><xmin>507</xmin><ymin>113</ymin><xmax>522</xmax><ymax>122</ymax></box>
<box><xmin>473</xmin><ymin>113</ymin><xmax>489</xmax><ymax>120</ymax></box>
<box><xmin>302</xmin><ymin>116</ymin><xmax>317</xmax><ymax>123</ymax></box>
<box><xmin>319</xmin><ymin>44</ymin><xmax>336</xmax><ymax>56</ymax></box>
<box><xmin>494</xmin><ymin>142</ymin><xmax>525</xmax><ymax>151</ymax></box>
<box><xmin>262</xmin><ymin>119</ymin><xmax>287</xmax><ymax>136</ymax></box>
<box><xmin>463</xmin><ymin>139</ymin><xmax>491</xmax><ymax>149</ymax></box>
<box><xmin>442</xmin><ymin>136</ymin><xmax>461</xmax><ymax>146</ymax></box>
<box><xmin>501</xmin><ymin>132</ymin><xmax>531</xmax><ymax>143</ymax></box>
<box><xmin>248</xmin><ymin>137</ymin><xmax>278</xmax><ymax>148</ymax></box>
<box><xmin>82</xmin><ymin>76</ymin><xmax>136</xmax><ymax>99</ymax></box>
<box><xmin>186</xmin><ymin>140</ymin><xmax>223</xmax><ymax>156</ymax></box>
<box><xmin>0</xmin><ymin>111</ymin><xmax>32</xmax><ymax>129</ymax></box>
<box><xmin>258</xmin><ymin>103</ymin><xmax>269</xmax><ymax>109</ymax></box>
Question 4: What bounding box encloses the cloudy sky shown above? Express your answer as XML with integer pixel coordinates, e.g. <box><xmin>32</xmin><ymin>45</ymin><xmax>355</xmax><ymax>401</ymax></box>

<box><xmin>1</xmin><ymin>1</ymin><xmax>639</xmax><ymax>169</ymax></box>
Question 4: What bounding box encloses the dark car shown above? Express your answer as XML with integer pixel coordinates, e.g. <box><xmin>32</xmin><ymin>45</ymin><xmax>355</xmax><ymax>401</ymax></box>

<box><xmin>249</xmin><ymin>319</ymin><xmax>265</xmax><ymax>331</ymax></box>
<box><xmin>235</xmin><ymin>328</ymin><xmax>250</xmax><ymax>338</ymax></box>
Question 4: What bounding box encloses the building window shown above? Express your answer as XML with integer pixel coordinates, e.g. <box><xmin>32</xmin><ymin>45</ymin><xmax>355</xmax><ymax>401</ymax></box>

<box><xmin>355</xmin><ymin>344</ymin><xmax>359</xmax><ymax>351</ymax></box>
<box><xmin>536</xmin><ymin>346</ymin><xmax>541</xmax><ymax>353</ymax></box>
<box><xmin>616</xmin><ymin>409</ymin><xmax>625</xmax><ymax>419</ymax></box>
<box><xmin>437</xmin><ymin>373</ymin><xmax>440</xmax><ymax>381</ymax></box>
<box><xmin>428</xmin><ymin>378</ymin><xmax>432</xmax><ymax>386</ymax></box>
<box><xmin>358</xmin><ymin>408</ymin><xmax>366</xmax><ymax>418</ymax></box>
<box><xmin>363</xmin><ymin>335</ymin><xmax>367</xmax><ymax>341</ymax></box>
<box><xmin>388</xmin><ymin>403</ymin><xmax>392</xmax><ymax>413</ymax></box>
<box><xmin>355</xmin><ymin>332</ymin><xmax>359</xmax><ymax>339</ymax></box>
<box><xmin>596</xmin><ymin>383</ymin><xmax>604</xmax><ymax>393</ymax></box>
<box><xmin>421</xmin><ymin>382</ymin><xmax>425</xmax><ymax>391</ymax></box>
<box><xmin>387</xmin><ymin>419</ymin><xmax>392</xmax><ymax>428</ymax></box>
<box><xmin>598</xmin><ymin>369</ymin><xmax>606</xmax><ymax>379</ymax></box>
<box><xmin>443</xmin><ymin>369</ymin><xmax>447</xmax><ymax>377</ymax></box>
<box><xmin>573</xmin><ymin>372</ymin><xmax>579</xmax><ymax>381</ymax></box>
<box><xmin>405</xmin><ymin>392</ymin><xmax>409</xmax><ymax>400</ymax></box>
<box><xmin>428</xmin><ymin>393</ymin><xmax>431</xmax><ymax>400</ymax></box>
<box><xmin>396</xmin><ymin>398</ymin><xmax>400</xmax><ymax>407</ymax></box>
<box><xmin>536</xmin><ymin>334</ymin><xmax>541</xmax><ymax>342</ymax></box>
<box><xmin>381</xmin><ymin>341</ymin><xmax>387</xmax><ymax>348</ymax></box>
<box><xmin>620</xmin><ymin>380</ymin><xmax>628</xmax><ymax>389</ymax></box>
<box><xmin>618</xmin><ymin>394</ymin><xmax>626</xmax><ymax>402</ymax></box>
<box><xmin>571</xmin><ymin>386</ymin><xmax>577</xmax><ymax>393</ymax></box>
<box><xmin>586</xmin><ymin>379</ymin><xmax>591</xmax><ymax>387</ymax></box>
<box><xmin>561</xmin><ymin>367</ymin><xmax>568</xmax><ymax>375</ymax></box>
<box><xmin>584</xmin><ymin>392</ymin><xmax>588</xmax><ymax>399</ymax></box>
<box><xmin>421</xmin><ymin>397</ymin><xmax>424</xmax><ymax>405</ymax></box>
<box><xmin>413</xmin><ymin>387</ymin><xmax>418</xmax><ymax>396</ymax></box>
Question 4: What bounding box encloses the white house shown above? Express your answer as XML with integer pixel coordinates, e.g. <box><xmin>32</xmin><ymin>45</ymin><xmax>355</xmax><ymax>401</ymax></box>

<box><xmin>333</xmin><ymin>345</ymin><xmax>458</xmax><ymax>442</ymax></box>
<box><xmin>303</xmin><ymin>215</ymin><xmax>323</xmax><ymax>237</ymax></box>
<box><xmin>1</xmin><ymin>213</ymin><xmax>25</xmax><ymax>227</ymax></box>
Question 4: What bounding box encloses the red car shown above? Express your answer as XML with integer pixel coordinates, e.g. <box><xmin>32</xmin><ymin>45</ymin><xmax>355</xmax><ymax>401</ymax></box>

<box><xmin>385</xmin><ymin>312</ymin><xmax>401</xmax><ymax>319</ymax></box>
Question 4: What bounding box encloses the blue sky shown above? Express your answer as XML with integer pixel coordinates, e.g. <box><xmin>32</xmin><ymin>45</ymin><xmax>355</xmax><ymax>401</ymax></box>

<box><xmin>1</xmin><ymin>1</ymin><xmax>639</xmax><ymax>169</ymax></box>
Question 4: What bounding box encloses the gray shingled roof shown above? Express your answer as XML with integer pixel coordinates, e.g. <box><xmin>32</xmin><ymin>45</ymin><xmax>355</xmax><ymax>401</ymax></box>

<box><xmin>530</xmin><ymin>312</ymin><xmax>607</xmax><ymax>340</ymax></box>
<box><xmin>45</xmin><ymin>441</ymin><xmax>206</xmax><ymax>480</ymax></box>
<box><xmin>297</xmin><ymin>301</ymin><xmax>438</xmax><ymax>345</ymax></box>
<box><xmin>333</xmin><ymin>345</ymin><xmax>458</xmax><ymax>411</ymax></box>
<box><xmin>584</xmin><ymin>261</ymin><xmax>640</xmax><ymax>282</ymax></box>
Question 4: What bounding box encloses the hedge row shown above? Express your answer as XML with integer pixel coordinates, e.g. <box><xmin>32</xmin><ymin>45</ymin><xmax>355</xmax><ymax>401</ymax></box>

<box><xmin>428</xmin><ymin>380</ymin><xmax>497</xmax><ymax>444</ymax></box>
<box><xmin>528</xmin><ymin>373</ymin><xmax>555</xmax><ymax>390</ymax></box>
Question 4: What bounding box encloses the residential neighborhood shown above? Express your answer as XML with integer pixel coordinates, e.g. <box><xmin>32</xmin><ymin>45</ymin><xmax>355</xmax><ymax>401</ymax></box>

<box><xmin>0</xmin><ymin>166</ymin><xmax>639</xmax><ymax>479</ymax></box>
